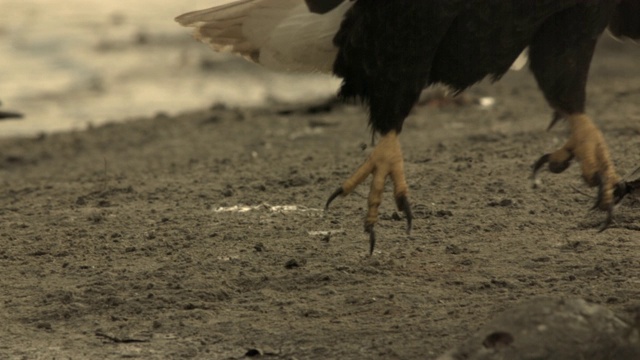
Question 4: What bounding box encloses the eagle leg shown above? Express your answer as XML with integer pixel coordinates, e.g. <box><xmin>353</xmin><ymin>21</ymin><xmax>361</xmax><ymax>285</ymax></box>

<box><xmin>325</xmin><ymin>130</ymin><xmax>412</xmax><ymax>254</ymax></box>
<box><xmin>532</xmin><ymin>114</ymin><xmax>623</xmax><ymax>229</ymax></box>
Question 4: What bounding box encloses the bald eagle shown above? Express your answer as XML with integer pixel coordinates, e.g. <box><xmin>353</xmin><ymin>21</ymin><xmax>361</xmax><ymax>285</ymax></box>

<box><xmin>177</xmin><ymin>0</ymin><xmax>640</xmax><ymax>253</ymax></box>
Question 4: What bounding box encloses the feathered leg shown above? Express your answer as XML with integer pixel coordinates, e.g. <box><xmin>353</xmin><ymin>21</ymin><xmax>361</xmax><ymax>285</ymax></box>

<box><xmin>327</xmin><ymin>1</ymin><xmax>449</xmax><ymax>254</ymax></box>
<box><xmin>529</xmin><ymin>5</ymin><xmax>629</xmax><ymax>229</ymax></box>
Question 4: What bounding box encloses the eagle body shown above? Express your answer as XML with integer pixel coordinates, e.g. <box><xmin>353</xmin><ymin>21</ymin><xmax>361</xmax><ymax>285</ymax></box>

<box><xmin>177</xmin><ymin>0</ymin><xmax>636</xmax><ymax>134</ymax></box>
<box><xmin>178</xmin><ymin>0</ymin><xmax>640</xmax><ymax>252</ymax></box>
<box><xmin>334</xmin><ymin>0</ymin><xmax>619</xmax><ymax>133</ymax></box>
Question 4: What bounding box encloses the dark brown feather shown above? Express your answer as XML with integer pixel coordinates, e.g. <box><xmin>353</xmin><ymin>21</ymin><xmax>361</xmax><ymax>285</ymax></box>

<box><xmin>609</xmin><ymin>0</ymin><xmax>640</xmax><ymax>39</ymax></box>
<box><xmin>333</xmin><ymin>0</ymin><xmax>617</xmax><ymax>134</ymax></box>
<box><xmin>305</xmin><ymin>0</ymin><xmax>346</xmax><ymax>14</ymax></box>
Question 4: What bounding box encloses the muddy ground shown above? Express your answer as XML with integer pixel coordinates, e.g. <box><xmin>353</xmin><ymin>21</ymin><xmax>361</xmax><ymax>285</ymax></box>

<box><xmin>1</xmin><ymin>38</ymin><xmax>640</xmax><ymax>359</ymax></box>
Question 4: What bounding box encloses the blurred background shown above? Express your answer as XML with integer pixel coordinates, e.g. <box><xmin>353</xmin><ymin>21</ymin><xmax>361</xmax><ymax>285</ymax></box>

<box><xmin>0</xmin><ymin>0</ymin><xmax>340</xmax><ymax>137</ymax></box>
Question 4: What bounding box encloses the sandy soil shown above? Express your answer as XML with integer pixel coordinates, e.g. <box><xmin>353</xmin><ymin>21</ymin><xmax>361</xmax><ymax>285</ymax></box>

<box><xmin>1</xmin><ymin>38</ymin><xmax>640</xmax><ymax>359</ymax></box>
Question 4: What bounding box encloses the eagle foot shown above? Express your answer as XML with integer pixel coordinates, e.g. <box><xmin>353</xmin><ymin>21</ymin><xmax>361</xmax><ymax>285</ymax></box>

<box><xmin>595</xmin><ymin>177</ymin><xmax>640</xmax><ymax>230</ymax></box>
<box><xmin>325</xmin><ymin>130</ymin><xmax>412</xmax><ymax>254</ymax></box>
<box><xmin>532</xmin><ymin>114</ymin><xmax>623</xmax><ymax>229</ymax></box>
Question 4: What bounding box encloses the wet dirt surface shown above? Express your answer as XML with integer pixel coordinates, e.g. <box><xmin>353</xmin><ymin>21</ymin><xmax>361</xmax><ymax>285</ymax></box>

<box><xmin>1</xmin><ymin>38</ymin><xmax>640</xmax><ymax>359</ymax></box>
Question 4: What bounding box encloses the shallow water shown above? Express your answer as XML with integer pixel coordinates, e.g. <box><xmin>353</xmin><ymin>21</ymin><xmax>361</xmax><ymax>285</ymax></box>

<box><xmin>0</xmin><ymin>0</ymin><xmax>339</xmax><ymax>137</ymax></box>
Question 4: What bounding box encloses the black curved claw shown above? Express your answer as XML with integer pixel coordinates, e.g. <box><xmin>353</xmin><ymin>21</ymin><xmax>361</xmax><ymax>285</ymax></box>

<box><xmin>598</xmin><ymin>207</ymin><xmax>614</xmax><ymax>233</ymax></box>
<box><xmin>395</xmin><ymin>195</ymin><xmax>413</xmax><ymax>234</ymax></box>
<box><xmin>547</xmin><ymin>112</ymin><xmax>563</xmax><ymax>131</ymax></box>
<box><xmin>592</xmin><ymin>177</ymin><xmax>634</xmax><ymax>211</ymax></box>
<box><xmin>532</xmin><ymin>154</ymin><xmax>551</xmax><ymax>180</ymax></box>
<box><xmin>550</xmin><ymin>156</ymin><xmax>573</xmax><ymax>174</ymax></box>
<box><xmin>325</xmin><ymin>187</ymin><xmax>344</xmax><ymax>211</ymax></box>
<box><xmin>597</xmin><ymin>178</ymin><xmax>640</xmax><ymax>231</ymax></box>
<box><xmin>532</xmin><ymin>152</ymin><xmax>573</xmax><ymax>179</ymax></box>
<box><xmin>614</xmin><ymin>180</ymin><xmax>639</xmax><ymax>205</ymax></box>
<box><xmin>365</xmin><ymin>224</ymin><xmax>376</xmax><ymax>255</ymax></box>
<box><xmin>592</xmin><ymin>177</ymin><xmax>639</xmax><ymax>231</ymax></box>
<box><xmin>614</xmin><ymin>182</ymin><xmax>629</xmax><ymax>204</ymax></box>
<box><xmin>591</xmin><ymin>173</ymin><xmax>605</xmax><ymax>211</ymax></box>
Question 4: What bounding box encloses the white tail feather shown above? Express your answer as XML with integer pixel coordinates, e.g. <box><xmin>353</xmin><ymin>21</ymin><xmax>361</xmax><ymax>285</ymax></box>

<box><xmin>175</xmin><ymin>0</ymin><xmax>353</xmax><ymax>73</ymax></box>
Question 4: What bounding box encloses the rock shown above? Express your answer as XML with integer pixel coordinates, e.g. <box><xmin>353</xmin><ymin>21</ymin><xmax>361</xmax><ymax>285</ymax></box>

<box><xmin>438</xmin><ymin>297</ymin><xmax>640</xmax><ymax>360</ymax></box>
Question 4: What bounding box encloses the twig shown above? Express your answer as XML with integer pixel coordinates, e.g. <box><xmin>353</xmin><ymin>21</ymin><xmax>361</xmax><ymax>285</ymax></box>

<box><xmin>569</xmin><ymin>184</ymin><xmax>594</xmax><ymax>199</ymax></box>
<box><xmin>95</xmin><ymin>331</ymin><xmax>149</xmax><ymax>343</ymax></box>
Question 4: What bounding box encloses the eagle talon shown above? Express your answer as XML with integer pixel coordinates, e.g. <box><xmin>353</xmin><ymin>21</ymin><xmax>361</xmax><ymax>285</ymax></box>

<box><xmin>549</xmin><ymin>156</ymin><xmax>574</xmax><ymax>174</ymax></box>
<box><xmin>598</xmin><ymin>208</ymin><xmax>614</xmax><ymax>232</ymax></box>
<box><xmin>613</xmin><ymin>183</ymin><xmax>628</xmax><ymax>205</ymax></box>
<box><xmin>589</xmin><ymin>178</ymin><xmax>615</xmax><ymax>232</ymax></box>
<box><xmin>325</xmin><ymin>187</ymin><xmax>344</xmax><ymax>211</ymax></box>
<box><xmin>531</xmin><ymin>153</ymin><xmax>550</xmax><ymax>185</ymax></box>
<box><xmin>613</xmin><ymin>180</ymin><xmax>639</xmax><ymax>205</ymax></box>
<box><xmin>547</xmin><ymin>112</ymin><xmax>563</xmax><ymax>131</ymax></box>
<box><xmin>395</xmin><ymin>195</ymin><xmax>413</xmax><ymax>234</ymax></box>
<box><xmin>532</xmin><ymin>152</ymin><xmax>573</xmax><ymax>182</ymax></box>
<box><xmin>365</xmin><ymin>224</ymin><xmax>376</xmax><ymax>255</ymax></box>
<box><xmin>591</xmin><ymin>173</ymin><xmax>605</xmax><ymax>211</ymax></box>
<box><xmin>531</xmin><ymin>152</ymin><xmax>573</xmax><ymax>177</ymax></box>
<box><xmin>595</xmin><ymin>179</ymin><xmax>640</xmax><ymax>231</ymax></box>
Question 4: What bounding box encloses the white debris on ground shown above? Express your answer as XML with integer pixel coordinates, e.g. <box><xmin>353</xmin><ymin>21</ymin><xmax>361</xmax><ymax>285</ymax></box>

<box><xmin>214</xmin><ymin>204</ymin><xmax>324</xmax><ymax>213</ymax></box>
<box><xmin>478</xmin><ymin>97</ymin><xmax>496</xmax><ymax>108</ymax></box>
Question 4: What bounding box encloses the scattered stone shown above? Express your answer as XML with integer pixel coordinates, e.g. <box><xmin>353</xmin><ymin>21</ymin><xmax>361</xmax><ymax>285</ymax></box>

<box><xmin>36</xmin><ymin>322</ymin><xmax>52</xmax><ymax>331</ymax></box>
<box><xmin>285</xmin><ymin>259</ymin><xmax>301</xmax><ymax>269</ymax></box>
<box><xmin>245</xmin><ymin>348</ymin><xmax>263</xmax><ymax>357</ymax></box>
<box><xmin>488</xmin><ymin>199</ymin><xmax>513</xmax><ymax>207</ymax></box>
<box><xmin>445</xmin><ymin>244</ymin><xmax>462</xmax><ymax>255</ymax></box>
